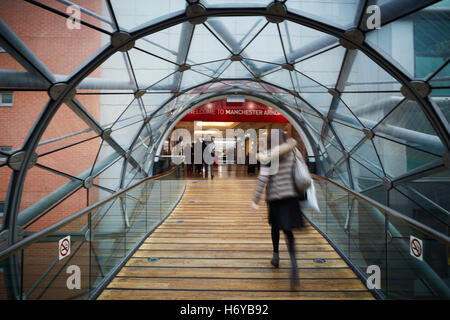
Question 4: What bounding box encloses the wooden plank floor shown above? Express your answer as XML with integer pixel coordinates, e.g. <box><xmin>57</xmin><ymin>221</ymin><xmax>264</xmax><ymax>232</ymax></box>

<box><xmin>98</xmin><ymin>179</ymin><xmax>374</xmax><ymax>300</ymax></box>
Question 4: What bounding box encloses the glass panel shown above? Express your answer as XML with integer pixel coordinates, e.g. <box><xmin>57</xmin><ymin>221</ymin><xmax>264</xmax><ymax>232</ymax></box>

<box><xmin>331</xmin><ymin>121</ymin><xmax>365</xmax><ymax>151</ymax></box>
<box><xmin>36</xmin><ymin>103</ymin><xmax>99</xmax><ymax>156</ymax></box>
<box><xmin>366</xmin><ymin>0</ymin><xmax>450</xmax><ymax>79</ymax></box>
<box><xmin>73</xmin><ymin>0</ymin><xmax>117</xmax><ymax>31</ymax></box>
<box><xmin>220</xmin><ymin>61</ymin><xmax>254</xmax><ymax>79</ymax></box>
<box><xmin>180</xmin><ymin>70</ymin><xmax>213</xmax><ymax>90</ymax></box>
<box><xmin>294</xmin><ymin>46</ymin><xmax>346</xmax><ymax>88</ymax></box>
<box><xmin>394</xmin><ymin>168</ymin><xmax>450</xmax><ymax>219</ymax></box>
<box><xmin>110</xmin><ymin>98</ymin><xmax>145</xmax><ymax>133</ymax></box>
<box><xmin>123</xmin><ymin>162</ymin><xmax>146</xmax><ymax>189</ymax></box>
<box><xmin>286</xmin><ymin>0</ymin><xmax>363</xmax><ymax>29</ymax></box>
<box><xmin>0</xmin><ymin>51</ymin><xmax>26</xmax><ymax>72</ymax></box>
<box><xmin>390</xmin><ymin>185</ymin><xmax>447</xmax><ymax>235</ymax></box>
<box><xmin>240</xmin><ymin>23</ymin><xmax>285</xmax><ymax>63</ymax></box>
<box><xmin>331</xmin><ymin>98</ymin><xmax>364</xmax><ymax>129</ymax></box>
<box><xmin>204</xmin><ymin>0</ymin><xmax>272</xmax><ymax>7</ymax></box>
<box><xmin>323</xmin><ymin>182</ymin><xmax>351</xmax><ymax>253</ymax></box>
<box><xmin>146</xmin><ymin>71</ymin><xmax>179</xmax><ymax>91</ymax></box>
<box><xmin>341</xmin><ymin>50</ymin><xmax>401</xmax><ymax>92</ymax></box>
<box><xmin>372</xmin><ymin>136</ymin><xmax>442</xmax><ymax>179</ymax></box>
<box><xmin>374</xmin><ymin>99</ymin><xmax>446</xmax><ymax>155</ymax></box>
<box><xmin>272</xmin><ymin>93</ymin><xmax>299</xmax><ymax>109</ymax></box>
<box><xmin>78</xmin><ymin>51</ymin><xmax>135</xmax><ymax>92</ymax></box>
<box><xmin>21</xmin><ymin>211</ymin><xmax>90</xmax><ymax>300</ymax></box>
<box><xmin>134</xmin><ymin>21</ymin><xmax>188</xmax><ymax>65</ymax></box>
<box><xmin>0</xmin><ymin>92</ymin><xmax>49</xmax><ymax>150</ymax></box>
<box><xmin>90</xmin><ymin>196</ymin><xmax>127</xmax><ymax>290</ymax></box>
<box><xmin>197</xmin><ymin>81</ymin><xmax>232</xmax><ymax>93</ymax></box>
<box><xmin>361</xmin><ymin>185</ymin><xmax>387</xmax><ymax>206</ymax></box>
<box><xmin>340</xmin><ymin>92</ymin><xmax>404</xmax><ymax>128</ymax></box>
<box><xmin>19</xmin><ymin>165</ymin><xmax>87</xmax><ymax>232</ymax></box>
<box><xmin>131</xmin><ymin>138</ymin><xmax>151</xmax><ymax>168</ymax></box>
<box><xmin>91</xmin><ymin>139</ymin><xmax>122</xmax><ymax>178</ymax></box>
<box><xmin>348</xmin><ymin>196</ymin><xmax>387</xmax><ymax>295</ymax></box>
<box><xmin>279</xmin><ymin>20</ymin><xmax>338</xmax><ymax>63</ymax></box>
<box><xmin>37</xmin><ymin>136</ymin><xmax>101</xmax><ymax>179</ymax></box>
<box><xmin>429</xmin><ymin>89</ymin><xmax>450</xmax><ymax>126</ymax></box>
<box><xmin>75</xmin><ymin>93</ymin><xmax>136</xmax><ymax>129</ymax></box>
<box><xmin>110</xmin><ymin>120</ymin><xmax>144</xmax><ymax>151</ymax></box>
<box><xmin>323</xmin><ymin>127</ymin><xmax>341</xmax><ymax>150</ymax></box>
<box><xmin>291</xmin><ymin>70</ymin><xmax>327</xmax><ymax>92</ymax></box>
<box><xmin>0</xmin><ymin>166</ymin><xmax>12</xmax><ymax>226</ymax></box>
<box><xmin>95</xmin><ymin>157</ymin><xmax>124</xmax><ymax>194</ymax></box>
<box><xmin>141</xmin><ymin>93</ymin><xmax>173</xmax><ymax>115</ymax></box>
<box><xmin>245</xmin><ymin>59</ymin><xmax>281</xmax><ymax>77</ymax></box>
<box><xmin>305</xmin><ymin>176</ymin><xmax>447</xmax><ymax>300</ymax></box>
<box><xmin>205</xmin><ymin>16</ymin><xmax>267</xmax><ymax>54</ymax></box>
<box><xmin>299</xmin><ymin>92</ymin><xmax>333</xmax><ymax>115</ymax></box>
<box><xmin>0</xmin><ymin>164</ymin><xmax>185</xmax><ymax>300</ymax></box>
<box><xmin>39</xmin><ymin>0</ymin><xmax>116</xmax><ymax>33</ymax></box>
<box><xmin>430</xmin><ymin>62</ymin><xmax>450</xmax><ymax>87</ymax></box>
<box><xmin>191</xmin><ymin>60</ymin><xmax>230</xmax><ymax>78</ymax></box>
<box><xmin>386</xmin><ymin>216</ymin><xmax>448</xmax><ymax>299</ymax></box>
<box><xmin>110</xmin><ymin>0</ymin><xmax>186</xmax><ymax>31</ymax></box>
<box><xmin>0</xmin><ymin>1</ymin><xmax>107</xmax><ymax>78</ymax></box>
<box><xmin>349</xmin><ymin>157</ymin><xmax>383</xmax><ymax>191</ymax></box>
<box><xmin>332</xmin><ymin>160</ymin><xmax>351</xmax><ymax>187</ymax></box>
<box><xmin>261</xmin><ymin>68</ymin><xmax>294</xmax><ymax>91</ymax></box>
<box><xmin>301</xmin><ymin>112</ymin><xmax>325</xmax><ymax>135</ymax></box>
<box><xmin>351</xmin><ymin>139</ymin><xmax>384</xmax><ymax>178</ymax></box>
<box><xmin>325</xmin><ymin>141</ymin><xmax>344</xmax><ymax>167</ymax></box>
<box><xmin>128</xmin><ymin>48</ymin><xmax>177</xmax><ymax>90</ymax></box>
<box><xmin>188</xmin><ymin>24</ymin><xmax>232</xmax><ymax>64</ymax></box>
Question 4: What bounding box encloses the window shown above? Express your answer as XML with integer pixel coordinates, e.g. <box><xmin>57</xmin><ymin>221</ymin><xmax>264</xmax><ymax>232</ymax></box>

<box><xmin>0</xmin><ymin>146</ymin><xmax>11</xmax><ymax>217</ymax></box>
<box><xmin>0</xmin><ymin>146</ymin><xmax>12</xmax><ymax>163</ymax></box>
<box><xmin>0</xmin><ymin>93</ymin><xmax>13</xmax><ymax>107</ymax></box>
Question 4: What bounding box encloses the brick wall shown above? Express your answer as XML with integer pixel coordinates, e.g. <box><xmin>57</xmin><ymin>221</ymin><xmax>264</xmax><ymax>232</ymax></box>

<box><xmin>0</xmin><ymin>1</ymin><xmax>102</xmax><ymax>230</ymax></box>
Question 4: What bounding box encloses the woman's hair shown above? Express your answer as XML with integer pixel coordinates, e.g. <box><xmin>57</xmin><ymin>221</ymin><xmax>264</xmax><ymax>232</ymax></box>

<box><xmin>266</xmin><ymin>128</ymin><xmax>287</xmax><ymax>150</ymax></box>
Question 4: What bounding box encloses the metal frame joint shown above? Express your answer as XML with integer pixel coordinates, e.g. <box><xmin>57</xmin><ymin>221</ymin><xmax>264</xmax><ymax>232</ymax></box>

<box><xmin>266</xmin><ymin>1</ymin><xmax>287</xmax><ymax>24</ymax></box>
<box><xmin>8</xmin><ymin>151</ymin><xmax>38</xmax><ymax>171</ymax></box>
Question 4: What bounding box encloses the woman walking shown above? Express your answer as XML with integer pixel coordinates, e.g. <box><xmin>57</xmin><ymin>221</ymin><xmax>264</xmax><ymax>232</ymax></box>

<box><xmin>251</xmin><ymin>129</ymin><xmax>306</xmax><ymax>289</ymax></box>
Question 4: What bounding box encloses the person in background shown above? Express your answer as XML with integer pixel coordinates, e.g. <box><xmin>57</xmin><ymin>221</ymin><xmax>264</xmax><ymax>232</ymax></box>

<box><xmin>194</xmin><ymin>138</ymin><xmax>203</xmax><ymax>176</ymax></box>
<box><xmin>174</xmin><ymin>136</ymin><xmax>184</xmax><ymax>178</ymax></box>
<box><xmin>203</xmin><ymin>136</ymin><xmax>215</xmax><ymax>179</ymax></box>
<box><xmin>251</xmin><ymin>129</ymin><xmax>305</xmax><ymax>289</ymax></box>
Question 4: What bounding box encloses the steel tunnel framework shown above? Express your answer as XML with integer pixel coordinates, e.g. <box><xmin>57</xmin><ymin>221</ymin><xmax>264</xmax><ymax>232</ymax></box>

<box><xmin>0</xmin><ymin>0</ymin><xmax>449</xmax><ymax>299</ymax></box>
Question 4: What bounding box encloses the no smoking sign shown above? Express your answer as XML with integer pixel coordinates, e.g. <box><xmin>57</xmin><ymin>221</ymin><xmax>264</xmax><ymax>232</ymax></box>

<box><xmin>59</xmin><ymin>235</ymin><xmax>71</xmax><ymax>260</ymax></box>
<box><xmin>410</xmin><ymin>235</ymin><xmax>423</xmax><ymax>261</ymax></box>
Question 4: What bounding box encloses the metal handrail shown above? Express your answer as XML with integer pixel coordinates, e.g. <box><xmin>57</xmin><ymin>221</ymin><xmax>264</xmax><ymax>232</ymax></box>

<box><xmin>0</xmin><ymin>165</ymin><xmax>180</xmax><ymax>261</ymax></box>
<box><xmin>311</xmin><ymin>174</ymin><xmax>450</xmax><ymax>247</ymax></box>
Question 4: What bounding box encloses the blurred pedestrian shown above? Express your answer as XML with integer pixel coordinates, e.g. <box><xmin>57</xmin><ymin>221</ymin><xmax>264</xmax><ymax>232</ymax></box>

<box><xmin>251</xmin><ymin>129</ymin><xmax>307</xmax><ymax>289</ymax></box>
<box><xmin>203</xmin><ymin>136</ymin><xmax>215</xmax><ymax>179</ymax></box>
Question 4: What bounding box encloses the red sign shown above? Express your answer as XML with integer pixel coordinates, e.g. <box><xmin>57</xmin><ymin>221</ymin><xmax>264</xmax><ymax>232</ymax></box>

<box><xmin>181</xmin><ymin>99</ymin><xmax>288</xmax><ymax>123</ymax></box>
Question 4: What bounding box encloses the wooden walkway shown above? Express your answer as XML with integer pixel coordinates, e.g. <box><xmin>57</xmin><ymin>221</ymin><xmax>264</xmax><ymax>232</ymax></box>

<box><xmin>98</xmin><ymin>179</ymin><xmax>374</xmax><ymax>300</ymax></box>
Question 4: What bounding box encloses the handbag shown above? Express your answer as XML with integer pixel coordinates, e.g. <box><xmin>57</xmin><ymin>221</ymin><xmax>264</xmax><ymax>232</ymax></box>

<box><xmin>292</xmin><ymin>149</ymin><xmax>312</xmax><ymax>196</ymax></box>
<box><xmin>300</xmin><ymin>180</ymin><xmax>321</xmax><ymax>212</ymax></box>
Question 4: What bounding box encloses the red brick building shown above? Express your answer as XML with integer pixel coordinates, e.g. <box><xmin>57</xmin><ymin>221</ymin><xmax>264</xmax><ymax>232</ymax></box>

<box><xmin>0</xmin><ymin>1</ymin><xmax>102</xmax><ymax>230</ymax></box>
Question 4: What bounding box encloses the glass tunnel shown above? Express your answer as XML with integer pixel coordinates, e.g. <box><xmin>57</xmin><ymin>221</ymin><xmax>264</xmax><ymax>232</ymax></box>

<box><xmin>0</xmin><ymin>0</ymin><xmax>449</xmax><ymax>300</ymax></box>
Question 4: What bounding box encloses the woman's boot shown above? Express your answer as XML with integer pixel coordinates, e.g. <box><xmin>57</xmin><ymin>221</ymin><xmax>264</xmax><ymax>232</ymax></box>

<box><xmin>289</xmin><ymin>251</ymin><xmax>300</xmax><ymax>289</ymax></box>
<box><xmin>270</xmin><ymin>252</ymin><xmax>279</xmax><ymax>268</ymax></box>
<box><xmin>286</xmin><ymin>235</ymin><xmax>299</xmax><ymax>289</ymax></box>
